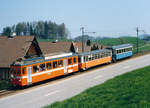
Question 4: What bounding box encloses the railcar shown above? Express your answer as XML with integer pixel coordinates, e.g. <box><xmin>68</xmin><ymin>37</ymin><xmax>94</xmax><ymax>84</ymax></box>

<box><xmin>78</xmin><ymin>49</ymin><xmax>112</xmax><ymax>70</ymax></box>
<box><xmin>110</xmin><ymin>44</ymin><xmax>133</xmax><ymax>62</ymax></box>
<box><xmin>10</xmin><ymin>53</ymin><xmax>79</xmax><ymax>86</ymax></box>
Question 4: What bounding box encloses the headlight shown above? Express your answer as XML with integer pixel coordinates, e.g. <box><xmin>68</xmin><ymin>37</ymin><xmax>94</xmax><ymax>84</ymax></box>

<box><xmin>11</xmin><ymin>74</ymin><xmax>14</xmax><ymax>78</ymax></box>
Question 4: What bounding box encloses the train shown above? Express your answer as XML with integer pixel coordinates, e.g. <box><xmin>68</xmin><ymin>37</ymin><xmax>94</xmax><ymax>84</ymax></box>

<box><xmin>10</xmin><ymin>44</ymin><xmax>133</xmax><ymax>86</ymax></box>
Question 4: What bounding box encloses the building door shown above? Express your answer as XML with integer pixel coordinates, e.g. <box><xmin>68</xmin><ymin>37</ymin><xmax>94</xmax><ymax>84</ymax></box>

<box><xmin>64</xmin><ymin>59</ymin><xmax>67</xmax><ymax>74</ymax></box>
<box><xmin>27</xmin><ymin>66</ymin><xmax>32</xmax><ymax>85</ymax></box>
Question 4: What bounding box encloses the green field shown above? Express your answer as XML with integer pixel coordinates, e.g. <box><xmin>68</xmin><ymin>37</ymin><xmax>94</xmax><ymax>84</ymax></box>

<box><xmin>97</xmin><ymin>37</ymin><xmax>146</xmax><ymax>47</ymax></box>
<box><xmin>45</xmin><ymin>65</ymin><xmax>150</xmax><ymax>108</ymax></box>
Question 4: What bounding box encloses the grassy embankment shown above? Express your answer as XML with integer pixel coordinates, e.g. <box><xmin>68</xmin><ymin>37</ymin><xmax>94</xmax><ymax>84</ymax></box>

<box><xmin>45</xmin><ymin>65</ymin><xmax>150</xmax><ymax>108</ymax></box>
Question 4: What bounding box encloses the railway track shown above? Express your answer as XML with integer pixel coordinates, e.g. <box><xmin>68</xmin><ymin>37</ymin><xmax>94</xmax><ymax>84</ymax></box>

<box><xmin>0</xmin><ymin>90</ymin><xmax>16</xmax><ymax>97</ymax></box>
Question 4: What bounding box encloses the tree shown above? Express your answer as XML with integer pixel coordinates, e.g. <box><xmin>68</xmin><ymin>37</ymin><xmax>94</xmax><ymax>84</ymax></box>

<box><xmin>2</xmin><ymin>26</ymin><xmax>12</xmax><ymax>36</ymax></box>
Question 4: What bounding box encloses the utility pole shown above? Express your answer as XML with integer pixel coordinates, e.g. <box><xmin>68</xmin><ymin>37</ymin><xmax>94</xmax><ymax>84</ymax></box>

<box><xmin>136</xmin><ymin>27</ymin><xmax>139</xmax><ymax>53</ymax></box>
<box><xmin>81</xmin><ymin>27</ymin><xmax>85</xmax><ymax>53</ymax></box>
<box><xmin>80</xmin><ymin>27</ymin><xmax>96</xmax><ymax>53</ymax></box>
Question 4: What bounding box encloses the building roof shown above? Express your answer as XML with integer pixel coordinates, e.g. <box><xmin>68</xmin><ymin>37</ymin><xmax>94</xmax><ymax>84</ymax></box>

<box><xmin>0</xmin><ymin>36</ymin><xmax>35</xmax><ymax>67</ymax></box>
<box><xmin>38</xmin><ymin>41</ymin><xmax>72</xmax><ymax>55</ymax></box>
<box><xmin>72</xmin><ymin>42</ymin><xmax>102</xmax><ymax>53</ymax></box>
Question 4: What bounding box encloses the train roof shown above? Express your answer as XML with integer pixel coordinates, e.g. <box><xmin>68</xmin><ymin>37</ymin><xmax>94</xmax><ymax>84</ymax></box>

<box><xmin>11</xmin><ymin>52</ymin><xmax>78</xmax><ymax>66</ymax></box>
<box><xmin>78</xmin><ymin>49</ymin><xmax>111</xmax><ymax>56</ymax></box>
<box><xmin>112</xmin><ymin>44</ymin><xmax>133</xmax><ymax>50</ymax></box>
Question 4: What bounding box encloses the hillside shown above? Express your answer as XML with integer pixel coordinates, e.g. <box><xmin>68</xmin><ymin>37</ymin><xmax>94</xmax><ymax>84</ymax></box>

<box><xmin>97</xmin><ymin>37</ymin><xmax>146</xmax><ymax>47</ymax></box>
<box><xmin>45</xmin><ymin>65</ymin><xmax>150</xmax><ymax>108</ymax></box>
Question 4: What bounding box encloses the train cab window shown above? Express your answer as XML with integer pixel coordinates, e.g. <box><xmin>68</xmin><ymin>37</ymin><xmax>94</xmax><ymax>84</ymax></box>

<box><xmin>33</xmin><ymin>65</ymin><xmax>39</xmax><ymax>73</ymax></box>
<box><xmin>17</xmin><ymin>68</ymin><xmax>21</xmax><ymax>75</ymax></box>
<box><xmin>40</xmin><ymin>64</ymin><xmax>45</xmax><ymax>71</ymax></box>
<box><xmin>22</xmin><ymin>67</ymin><xmax>26</xmax><ymax>75</ymax></box>
<box><xmin>14</xmin><ymin>68</ymin><xmax>17</xmax><ymax>75</ymax></box>
<box><xmin>58</xmin><ymin>60</ymin><xmax>63</xmax><ymax>67</ymax></box>
<box><xmin>53</xmin><ymin>61</ymin><xmax>58</xmax><ymax>68</ymax></box>
<box><xmin>74</xmin><ymin>57</ymin><xmax>77</xmax><ymax>64</ymax></box>
<box><xmin>68</xmin><ymin>58</ymin><xmax>72</xmax><ymax>65</ymax></box>
<box><xmin>46</xmin><ymin>62</ymin><xmax>52</xmax><ymax>70</ymax></box>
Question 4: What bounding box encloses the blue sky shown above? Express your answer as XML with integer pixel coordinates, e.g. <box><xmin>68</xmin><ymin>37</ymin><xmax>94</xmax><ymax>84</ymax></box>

<box><xmin>0</xmin><ymin>0</ymin><xmax>150</xmax><ymax>37</ymax></box>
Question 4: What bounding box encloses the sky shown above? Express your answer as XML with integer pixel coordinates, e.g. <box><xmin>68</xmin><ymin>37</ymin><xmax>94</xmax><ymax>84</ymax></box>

<box><xmin>0</xmin><ymin>0</ymin><xmax>150</xmax><ymax>38</ymax></box>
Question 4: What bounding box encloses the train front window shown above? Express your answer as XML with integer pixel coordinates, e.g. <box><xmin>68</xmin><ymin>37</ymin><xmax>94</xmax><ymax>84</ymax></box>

<box><xmin>17</xmin><ymin>68</ymin><xmax>21</xmax><ymax>75</ymax></box>
<box><xmin>40</xmin><ymin>64</ymin><xmax>45</xmax><ymax>71</ymax></box>
<box><xmin>22</xmin><ymin>67</ymin><xmax>26</xmax><ymax>75</ymax></box>
<box><xmin>33</xmin><ymin>65</ymin><xmax>39</xmax><ymax>73</ymax></box>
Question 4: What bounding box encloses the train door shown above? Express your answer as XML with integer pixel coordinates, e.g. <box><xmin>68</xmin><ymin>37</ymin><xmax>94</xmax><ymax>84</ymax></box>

<box><xmin>27</xmin><ymin>66</ymin><xmax>32</xmax><ymax>84</ymax></box>
<box><xmin>64</xmin><ymin>59</ymin><xmax>67</xmax><ymax>74</ymax></box>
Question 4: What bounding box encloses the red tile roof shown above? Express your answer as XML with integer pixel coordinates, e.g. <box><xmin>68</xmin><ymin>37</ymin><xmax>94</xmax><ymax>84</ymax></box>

<box><xmin>0</xmin><ymin>36</ymin><xmax>35</xmax><ymax>67</ymax></box>
<box><xmin>38</xmin><ymin>41</ymin><xmax>72</xmax><ymax>55</ymax></box>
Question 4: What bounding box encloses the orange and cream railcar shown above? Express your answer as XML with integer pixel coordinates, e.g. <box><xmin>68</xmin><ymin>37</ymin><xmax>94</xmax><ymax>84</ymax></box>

<box><xmin>10</xmin><ymin>53</ymin><xmax>79</xmax><ymax>86</ymax></box>
<box><xmin>78</xmin><ymin>49</ymin><xmax>112</xmax><ymax>70</ymax></box>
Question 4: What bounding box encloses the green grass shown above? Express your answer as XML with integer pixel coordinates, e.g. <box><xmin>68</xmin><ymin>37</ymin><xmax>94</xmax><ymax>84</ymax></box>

<box><xmin>0</xmin><ymin>80</ymin><xmax>11</xmax><ymax>90</ymax></box>
<box><xmin>97</xmin><ymin>37</ymin><xmax>146</xmax><ymax>47</ymax></box>
<box><xmin>45</xmin><ymin>65</ymin><xmax>150</xmax><ymax>108</ymax></box>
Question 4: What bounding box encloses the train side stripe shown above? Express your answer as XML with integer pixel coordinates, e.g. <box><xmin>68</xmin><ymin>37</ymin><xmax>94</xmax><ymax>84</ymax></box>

<box><xmin>17</xmin><ymin>64</ymin><xmax>78</xmax><ymax>79</ymax></box>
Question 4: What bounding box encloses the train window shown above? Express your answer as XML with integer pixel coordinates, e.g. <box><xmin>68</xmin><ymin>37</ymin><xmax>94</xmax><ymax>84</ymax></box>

<box><xmin>78</xmin><ymin>57</ymin><xmax>81</xmax><ymax>62</ymax></box>
<box><xmin>86</xmin><ymin>56</ymin><xmax>88</xmax><ymax>61</ymax></box>
<box><xmin>95</xmin><ymin>54</ymin><xmax>97</xmax><ymax>59</ymax></box>
<box><xmin>22</xmin><ymin>67</ymin><xmax>26</xmax><ymax>75</ymax></box>
<box><xmin>33</xmin><ymin>65</ymin><xmax>39</xmax><ymax>73</ymax></box>
<box><xmin>84</xmin><ymin>56</ymin><xmax>86</xmax><ymax>62</ymax></box>
<box><xmin>17</xmin><ymin>68</ymin><xmax>21</xmax><ymax>75</ymax></box>
<box><xmin>58</xmin><ymin>60</ymin><xmax>63</xmax><ymax>67</ymax></box>
<box><xmin>92</xmin><ymin>54</ymin><xmax>94</xmax><ymax>60</ymax></box>
<box><xmin>46</xmin><ymin>62</ymin><xmax>51</xmax><ymax>70</ymax></box>
<box><xmin>68</xmin><ymin>58</ymin><xmax>72</xmax><ymax>65</ymax></box>
<box><xmin>53</xmin><ymin>61</ymin><xmax>58</xmax><ymax>68</ymax></box>
<box><xmin>101</xmin><ymin>53</ymin><xmax>104</xmax><ymax>58</ymax></box>
<box><xmin>40</xmin><ymin>64</ymin><xmax>45</xmax><ymax>71</ymax></box>
<box><xmin>98</xmin><ymin>54</ymin><xmax>100</xmax><ymax>58</ymax></box>
<box><xmin>14</xmin><ymin>68</ymin><xmax>17</xmax><ymax>75</ymax></box>
<box><xmin>119</xmin><ymin>50</ymin><xmax>121</xmax><ymax>53</ymax></box>
<box><xmin>74</xmin><ymin>57</ymin><xmax>77</xmax><ymax>64</ymax></box>
<box><xmin>88</xmin><ymin>55</ymin><xmax>91</xmax><ymax>61</ymax></box>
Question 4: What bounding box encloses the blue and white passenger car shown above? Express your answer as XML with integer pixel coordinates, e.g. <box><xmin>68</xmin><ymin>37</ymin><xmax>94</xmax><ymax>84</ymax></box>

<box><xmin>111</xmin><ymin>44</ymin><xmax>133</xmax><ymax>62</ymax></box>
